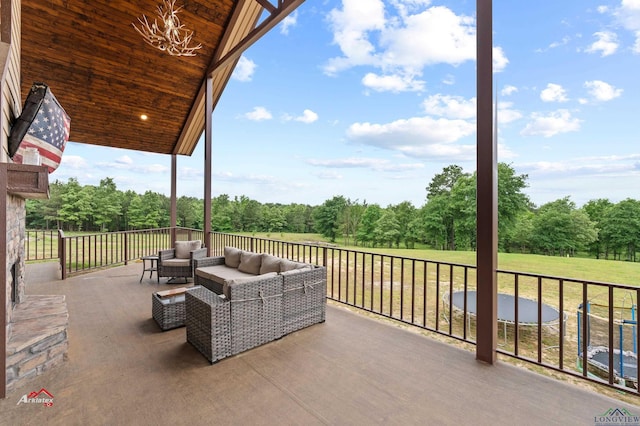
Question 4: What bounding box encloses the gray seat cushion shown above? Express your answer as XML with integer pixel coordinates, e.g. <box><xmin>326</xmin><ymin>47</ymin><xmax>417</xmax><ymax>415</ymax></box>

<box><xmin>162</xmin><ymin>258</ymin><xmax>191</xmax><ymax>267</ymax></box>
<box><xmin>223</xmin><ymin>272</ymin><xmax>279</xmax><ymax>299</ymax></box>
<box><xmin>196</xmin><ymin>265</ymin><xmax>255</xmax><ymax>285</ymax></box>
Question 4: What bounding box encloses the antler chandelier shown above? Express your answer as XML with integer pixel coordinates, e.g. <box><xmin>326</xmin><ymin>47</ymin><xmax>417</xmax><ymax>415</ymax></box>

<box><xmin>132</xmin><ymin>0</ymin><xmax>202</xmax><ymax>57</ymax></box>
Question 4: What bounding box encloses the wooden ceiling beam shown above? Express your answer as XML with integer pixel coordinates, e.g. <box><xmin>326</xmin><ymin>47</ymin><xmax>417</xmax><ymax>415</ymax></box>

<box><xmin>206</xmin><ymin>0</ymin><xmax>305</xmax><ymax>77</ymax></box>
<box><xmin>255</xmin><ymin>0</ymin><xmax>277</xmax><ymax>14</ymax></box>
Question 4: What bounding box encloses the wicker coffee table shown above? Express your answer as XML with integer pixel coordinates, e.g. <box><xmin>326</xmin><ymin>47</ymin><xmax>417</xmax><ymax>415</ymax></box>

<box><xmin>152</xmin><ymin>287</ymin><xmax>191</xmax><ymax>330</ymax></box>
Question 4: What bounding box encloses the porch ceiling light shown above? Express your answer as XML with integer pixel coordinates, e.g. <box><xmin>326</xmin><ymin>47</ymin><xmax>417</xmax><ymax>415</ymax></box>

<box><xmin>132</xmin><ymin>0</ymin><xmax>202</xmax><ymax>57</ymax></box>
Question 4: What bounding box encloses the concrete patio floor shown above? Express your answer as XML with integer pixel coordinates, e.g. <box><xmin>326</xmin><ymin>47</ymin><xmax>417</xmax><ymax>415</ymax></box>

<box><xmin>1</xmin><ymin>261</ymin><xmax>638</xmax><ymax>425</ymax></box>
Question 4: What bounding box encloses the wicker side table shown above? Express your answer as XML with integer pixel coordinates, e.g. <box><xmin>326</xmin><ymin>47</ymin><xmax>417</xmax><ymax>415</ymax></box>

<box><xmin>186</xmin><ymin>286</ymin><xmax>231</xmax><ymax>363</ymax></box>
<box><xmin>152</xmin><ymin>289</ymin><xmax>187</xmax><ymax>331</ymax></box>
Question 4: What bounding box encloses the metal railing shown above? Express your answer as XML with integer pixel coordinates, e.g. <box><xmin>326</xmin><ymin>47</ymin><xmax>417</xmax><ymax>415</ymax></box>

<box><xmin>36</xmin><ymin>228</ymin><xmax>640</xmax><ymax>394</ymax></box>
<box><xmin>25</xmin><ymin>229</ymin><xmax>59</xmax><ymax>261</ymax></box>
<box><xmin>58</xmin><ymin>227</ymin><xmax>204</xmax><ymax>279</ymax></box>
<box><xmin>210</xmin><ymin>232</ymin><xmax>640</xmax><ymax>395</ymax></box>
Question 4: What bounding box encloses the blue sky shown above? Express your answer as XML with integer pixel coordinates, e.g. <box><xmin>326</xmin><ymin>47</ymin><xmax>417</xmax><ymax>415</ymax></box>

<box><xmin>55</xmin><ymin>0</ymin><xmax>640</xmax><ymax>208</ymax></box>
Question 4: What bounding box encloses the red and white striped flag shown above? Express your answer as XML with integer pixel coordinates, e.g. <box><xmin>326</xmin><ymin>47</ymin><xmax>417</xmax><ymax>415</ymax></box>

<box><xmin>13</xmin><ymin>84</ymin><xmax>70</xmax><ymax>173</ymax></box>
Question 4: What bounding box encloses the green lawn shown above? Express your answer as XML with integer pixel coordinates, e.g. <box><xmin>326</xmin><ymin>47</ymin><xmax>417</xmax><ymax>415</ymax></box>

<box><xmin>242</xmin><ymin>233</ymin><xmax>640</xmax><ymax>287</ymax></box>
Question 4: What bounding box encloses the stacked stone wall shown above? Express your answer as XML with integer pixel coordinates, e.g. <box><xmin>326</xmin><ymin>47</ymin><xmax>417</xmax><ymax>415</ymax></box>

<box><xmin>5</xmin><ymin>295</ymin><xmax>68</xmax><ymax>394</ymax></box>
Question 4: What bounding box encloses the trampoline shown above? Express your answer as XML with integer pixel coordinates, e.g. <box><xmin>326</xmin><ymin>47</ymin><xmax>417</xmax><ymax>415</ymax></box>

<box><xmin>445</xmin><ymin>291</ymin><xmax>564</xmax><ymax>343</ymax></box>
<box><xmin>449</xmin><ymin>290</ymin><xmax>563</xmax><ymax>324</ymax></box>
<box><xmin>585</xmin><ymin>347</ymin><xmax>637</xmax><ymax>386</ymax></box>
<box><xmin>577</xmin><ymin>302</ymin><xmax>638</xmax><ymax>388</ymax></box>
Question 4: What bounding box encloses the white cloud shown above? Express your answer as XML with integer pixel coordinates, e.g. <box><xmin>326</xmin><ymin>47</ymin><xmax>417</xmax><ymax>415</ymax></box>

<box><xmin>610</xmin><ymin>1</ymin><xmax>640</xmax><ymax>52</ymax></box>
<box><xmin>307</xmin><ymin>157</ymin><xmax>424</xmax><ymax>172</ymax></box>
<box><xmin>379</xmin><ymin>6</ymin><xmax>476</xmax><ymax>68</ymax></box>
<box><xmin>520</xmin><ymin>154</ymin><xmax>640</xmax><ymax>177</ymax></box>
<box><xmin>501</xmin><ymin>85</ymin><xmax>518</xmax><ymax>96</ymax></box>
<box><xmin>115</xmin><ymin>155</ymin><xmax>133</xmax><ymax>165</ymax></box>
<box><xmin>520</xmin><ymin>109</ymin><xmax>582</xmax><ymax>138</ymax></box>
<box><xmin>540</xmin><ymin>83</ymin><xmax>569</xmax><ymax>102</ymax></box>
<box><xmin>346</xmin><ymin>116</ymin><xmax>476</xmax><ymax>160</ymax></box>
<box><xmin>142</xmin><ymin>164</ymin><xmax>169</xmax><ymax>173</ymax></box>
<box><xmin>497</xmin><ymin>101</ymin><xmax>523</xmax><ymax>124</ymax></box>
<box><xmin>536</xmin><ymin>36</ymin><xmax>571</xmax><ymax>53</ymax></box>
<box><xmin>493</xmin><ymin>46</ymin><xmax>509</xmax><ymax>72</ymax></box>
<box><xmin>584</xmin><ymin>80</ymin><xmax>623</xmax><ymax>101</ymax></box>
<box><xmin>295</xmin><ymin>109</ymin><xmax>319</xmax><ymax>123</ymax></box>
<box><xmin>280</xmin><ymin>11</ymin><xmax>298</xmax><ymax>35</ymax></box>
<box><xmin>422</xmin><ymin>94</ymin><xmax>476</xmax><ymax>119</ymax></box>
<box><xmin>60</xmin><ymin>155</ymin><xmax>88</xmax><ymax>169</ymax></box>
<box><xmin>362</xmin><ymin>72</ymin><xmax>425</xmax><ymax>92</ymax></box>
<box><xmin>232</xmin><ymin>56</ymin><xmax>256</xmax><ymax>82</ymax></box>
<box><xmin>324</xmin><ymin>2</ymin><xmax>498</xmax><ymax>92</ymax></box>
<box><xmin>282</xmin><ymin>109</ymin><xmax>319</xmax><ymax>123</ymax></box>
<box><xmin>586</xmin><ymin>31</ymin><xmax>619</xmax><ymax>56</ymax></box>
<box><xmin>244</xmin><ymin>106</ymin><xmax>272</xmax><ymax>121</ymax></box>
<box><xmin>442</xmin><ymin>74</ymin><xmax>455</xmax><ymax>85</ymax></box>
<box><xmin>497</xmin><ymin>143</ymin><xmax>517</xmax><ymax>160</ymax></box>
<box><xmin>316</xmin><ymin>171</ymin><xmax>343</xmax><ymax>180</ymax></box>
<box><xmin>324</xmin><ymin>0</ymin><xmax>386</xmax><ymax>75</ymax></box>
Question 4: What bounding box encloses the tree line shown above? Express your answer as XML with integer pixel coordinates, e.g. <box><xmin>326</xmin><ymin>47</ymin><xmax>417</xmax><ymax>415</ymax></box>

<box><xmin>26</xmin><ymin>164</ymin><xmax>640</xmax><ymax>261</ymax></box>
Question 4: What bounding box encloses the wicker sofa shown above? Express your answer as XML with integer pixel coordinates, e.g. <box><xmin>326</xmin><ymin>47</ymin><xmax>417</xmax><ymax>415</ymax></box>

<box><xmin>186</xmin><ymin>247</ymin><xmax>327</xmax><ymax>362</ymax></box>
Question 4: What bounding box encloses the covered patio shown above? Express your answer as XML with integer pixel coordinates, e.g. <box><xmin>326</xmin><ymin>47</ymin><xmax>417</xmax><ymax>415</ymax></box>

<box><xmin>0</xmin><ymin>262</ymin><xmax>636</xmax><ymax>423</ymax></box>
<box><xmin>4</xmin><ymin>0</ymin><xmax>635</xmax><ymax>411</ymax></box>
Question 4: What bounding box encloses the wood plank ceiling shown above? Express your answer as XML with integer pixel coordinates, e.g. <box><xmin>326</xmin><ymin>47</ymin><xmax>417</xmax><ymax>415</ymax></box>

<box><xmin>20</xmin><ymin>0</ymin><xmax>261</xmax><ymax>156</ymax></box>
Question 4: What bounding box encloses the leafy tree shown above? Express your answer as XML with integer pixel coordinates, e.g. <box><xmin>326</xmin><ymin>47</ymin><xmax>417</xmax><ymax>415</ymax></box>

<box><xmin>531</xmin><ymin>197</ymin><xmax>597</xmax><ymax>256</ymax></box>
<box><xmin>497</xmin><ymin>163</ymin><xmax>530</xmax><ymax>248</ymax></box>
<box><xmin>449</xmin><ymin>174</ymin><xmax>476</xmax><ymax>250</ymax></box>
<box><xmin>232</xmin><ymin>196</ymin><xmax>262</xmax><ymax>232</ymax></box>
<box><xmin>262</xmin><ymin>204</ymin><xmax>287</xmax><ymax>232</ymax></box>
<box><xmin>127</xmin><ymin>194</ymin><xmax>146</xmax><ymax>229</ymax></box>
<box><xmin>427</xmin><ymin>165</ymin><xmax>466</xmax><ymax>198</ymax></box>
<box><xmin>211</xmin><ymin>194</ymin><xmax>232</xmax><ymax>231</ymax></box>
<box><xmin>600</xmin><ymin>199</ymin><xmax>640</xmax><ymax>261</ymax></box>
<box><xmin>418</xmin><ymin>198</ymin><xmax>448</xmax><ymax>249</ymax></box>
<box><xmin>58</xmin><ymin>178</ymin><xmax>93</xmax><ymax>231</ymax></box>
<box><xmin>137</xmin><ymin>191</ymin><xmax>170</xmax><ymax>228</ymax></box>
<box><xmin>389</xmin><ymin>201</ymin><xmax>418</xmax><ymax>248</ymax></box>
<box><xmin>583</xmin><ymin>199</ymin><xmax>613</xmax><ymax>259</ymax></box>
<box><xmin>504</xmin><ymin>210</ymin><xmax>535</xmax><ymax>253</ymax></box>
<box><xmin>357</xmin><ymin>204</ymin><xmax>383</xmax><ymax>247</ymax></box>
<box><xmin>373</xmin><ymin>210</ymin><xmax>401</xmax><ymax>248</ymax></box>
<box><xmin>284</xmin><ymin>204</ymin><xmax>314</xmax><ymax>233</ymax></box>
<box><xmin>425</xmin><ymin>165</ymin><xmax>469</xmax><ymax>250</ymax></box>
<box><xmin>177</xmin><ymin>196</ymin><xmax>199</xmax><ymax>228</ymax></box>
<box><xmin>93</xmin><ymin>178</ymin><xmax>122</xmax><ymax>232</ymax></box>
<box><xmin>313</xmin><ymin>196</ymin><xmax>348</xmax><ymax>242</ymax></box>
<box><xmin>120</xmin><ymin>190</ymin><xmax>138</xmax><ymax>230</ymax></box>
<box><xmin>341</xmin><ymin>199</ymin><xmax>366</xmax><ymax>246</ymax></box>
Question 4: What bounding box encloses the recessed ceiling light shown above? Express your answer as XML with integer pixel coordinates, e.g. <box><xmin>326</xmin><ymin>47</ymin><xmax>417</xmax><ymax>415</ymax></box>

<box><xmin>140</xmin><ymin>114</ymin><xmax>148</xmax><ymax>121</ymax></box>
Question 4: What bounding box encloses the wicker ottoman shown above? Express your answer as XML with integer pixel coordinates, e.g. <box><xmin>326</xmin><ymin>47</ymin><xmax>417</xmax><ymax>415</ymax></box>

<box><xmin>152</xmin><ymin>288</ymin><xmax>188</xmax><ymax>331</ymax></box>
<box><xmin>186</xmin><ymin>286</ymin><xmax>231</xmax><ymax>363</ymax></box>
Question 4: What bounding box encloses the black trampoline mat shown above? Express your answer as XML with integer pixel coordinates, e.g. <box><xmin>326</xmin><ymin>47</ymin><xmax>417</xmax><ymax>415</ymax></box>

<box><xmin>450</xmin><ymin>290</ymin><xmax>561</xmax><ymax>324</ymax></box>
<box><xmin>590</xmin><ymin>350</ymin><xmax>638</xmax><ymax>380</ymax></box>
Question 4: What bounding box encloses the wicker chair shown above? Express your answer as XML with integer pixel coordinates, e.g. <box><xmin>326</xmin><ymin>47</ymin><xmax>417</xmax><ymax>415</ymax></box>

<box><xmin>157</xmin><ymin>240</ymin><xmax>206</xmax><ymax>283</ymax></box>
